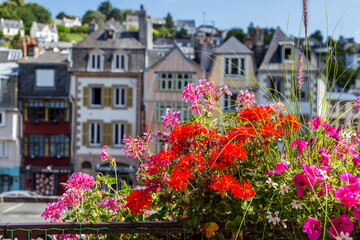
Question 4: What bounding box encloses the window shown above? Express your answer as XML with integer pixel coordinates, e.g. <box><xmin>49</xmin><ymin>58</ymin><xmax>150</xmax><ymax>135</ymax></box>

<box><xmin>0</xmin><ymin>142</ymin><xmax>6</xmax><ymax>157</ymax></box>
<box><xmin>28</xmin><ymin>134</ymin><xmax>45</xmax><ymax>157</ymax></box>
<box><xmin>270</xmin><ymin>79</ymin><xmax>282</xmax><ymax>99</ymax></box>
<box><xmin>224</xmin><ymin>57</ymin><xmax>245</xmax><ymax>75</ymax></box>
<box><xmin>113</xmin><ymin>54</ymin><xmax>126</xmax><ymax>71</ymax></box>
<box><xmin>156</xmin><ymin>101</ymin><xmax>191</xmax><ymax>123</ymax></box>
<box><xmin>114</xmin><ymin>88</ymin><xmax>126</xmax><ymax>107</ymax></box>
<box><xmin>0</xmin><ymin>111</ymin><xmax>4</xmax><ymax>126</ymax></box>
<box><xmin>113</xmin><ymin>123</ymin><xmax>125</xmax><ymax>147</ymax></box>
<box><xmin>49</xmin><ymin>135</ymin><xmax>69</xmax><ymax>157</ymax></box>
<box><xmin>90</xmin><ymin>88</ymin><xmax>102</xmax><ymax>107</ymax></box>
<box><xmin>48</xmin><ymin>101</ymin><xmax>67</xmax><ymax>122</ymax></box>
<box><xmin>224</xmin><ymin>93</ymin><xmax>238</xmax><ymax>112</ymax></box>
<box><xmin>158</xmin><ymin>72</ymin><xmax>192</xmax><ymax>91</ymax></box>
<box><xmin>82</xmin><ymin>161</ymin><xmax>92</xmax><ymax>169</ymax></box>
<box><xmin>89</xmin><ymin>123</ymin><xmax>101</xmax><ymax>146</ymax></box>
<box><xmin>36</xmin><ymin>69</ymin><xmax>54</xmax><ymax>87</ymax></box>
<box><xmin>90</xmin><ymin>53</ymin><xmax>102</xmax><ymax>71</ymax></box>
<box><xmin>283</xmin><ymin>46</ymin><xmax>293</xmax><ymax>62</ymax></box>
<box><xmin>27</xmin><ymin>100</ymin><xmax>45</xmax><ymax>122</ymax></box>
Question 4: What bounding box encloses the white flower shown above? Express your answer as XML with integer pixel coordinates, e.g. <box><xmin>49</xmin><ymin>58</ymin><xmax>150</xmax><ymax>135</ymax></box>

<box><xmin>290</xmin><ymin>200</ymin><xmax>303</xmax><ymax>210</ymax></box>
<box><xmin>266</xmin><ymin>178</ymin><xmax>279</xmax><ymax>189</ymax></box>
<box><xmin>280</xmin><ymin>219</ymin><xmax>288</xmax><ymax>228</ymax></box>
<box><xmin>336</xmin><ymin>232</ymin><xmax>353</xmax><ymax>240</ymax></box>
<box><xmin>279</xmin><ymin>183</ymin><xmax>289</xmax><ymax>195</ymax></box>
<box><xmin>319</xmin><ymin>169</ymin><xmax>330</xmax><ymax>180</ymax></box>
<box><xmin>266</xmin><ymin>211</ymin><xmax>280</xmax><ymax>225</ymax></box>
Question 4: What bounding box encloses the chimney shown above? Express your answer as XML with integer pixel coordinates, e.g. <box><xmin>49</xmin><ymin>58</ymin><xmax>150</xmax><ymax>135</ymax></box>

<box><xmin>88</xmin><ymin>18</ymin><xmax>98</xmax><ymax>34</ymax></box>
<box><xmin>138</xmin><ymin>5</ymin><xmax>153</xmax><ymax>50</ymax></box>
<box><xmin>22</xmin><ymin>39</ymin><xmax>27</xmax><ymax>57</ymax></box>
<box><xmin>252</xmin><ymin>27</ymin><xmax>264</xmax><ymax>47</ymax></box>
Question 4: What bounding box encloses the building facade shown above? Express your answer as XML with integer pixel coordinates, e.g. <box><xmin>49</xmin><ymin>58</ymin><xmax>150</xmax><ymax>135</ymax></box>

<box><xmin>18</xmin><ymin>51</ymin><xmax>72</xmax><ymax>195</ymax></box>
<box><xmin>70</xmin><ymin>15</ymin><xmax>150</xmax><ymax>185</ymax></box>
<box><xmin>0</xmin><ymin>18</ymin><xmax>24</xmax><ymax>38</ymax></box>
<box><xmin>30</xmin><ymin>22</ymin><xmax>58</xmax><ymax>43</ymax></box>
<box><xmin>0</xmin><ymin>62</ymin><xmax>21</xmax><ymax>193</ymax></box>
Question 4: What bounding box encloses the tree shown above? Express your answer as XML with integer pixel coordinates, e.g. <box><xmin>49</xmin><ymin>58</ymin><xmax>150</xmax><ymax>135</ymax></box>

<box><xmin>0</xmin><ymin>8</ymin><xmax>18</xmax><ymax>20</ymax></box>
<box><xmin>264</xmin><ymin>28</ymin><xmax>276</xmax><ymax>45</ymax></box>
<box><xmin>10</xmin><ymin>32</ymin><xmax>21</xmax><ymax>49</ymax></box>
<box><xmin>175</xmin><ymin>28</ymin><xmax>189</xmax><ymax>39</ymax></box>
<box><xmin>0</xmin><ymin>30</ymin><xmax>4</xmax><ymax>39</ymax></box>
<box><xmin>165</xmin><ymin>13</ymin><xmax>173</xmax><ymax>29</ymax></box>
<box><xmin>98</xmin><ymin>1</ymin><xmax>112</xmax><ymax>19</ymax></box>
<box><xmin>82</xmin><ymin>10</ymin><xmax>106</xmax><ymax>25</ymax></box>
<box><xmin>109</xmin><ymin>8</ymin><xmax>122</xmax><ymax>21</ymax></box>
<box><xmin>56</xmin><ymin>25</ymin><xmax>69</xmax><ymax>34</ymax></box>
<box><xmin>9</xmin><ymin>0</ymin><xmax>25</xmax><ymax>6</ymax></box>
<box><xmin>16</xmin><ymin>6</ymin><xmax>35</xmax><ymax>33</ymax></box>
<box><xmin>310</xmin><ymin>30</ymin><xmax>323</xmax><ymax>43</ymax></box>
<box><xmin>56</xmin><ymin>11</ymin><xmax>75</xmax><ymax>19</ymax></box>
<box><xmin>2</xmin><ymin>1</ymin><xmax>18</xmax><ymax>11</ymax></box>
<box><xmin>25</xmin><ymin>3</ymin><xmax>51</xmax><ymax>23</ymax></box>
<box><xmin>225</xmin><ymin>28</ymin><xmax>245</xmax><ymax>42</ymax></box>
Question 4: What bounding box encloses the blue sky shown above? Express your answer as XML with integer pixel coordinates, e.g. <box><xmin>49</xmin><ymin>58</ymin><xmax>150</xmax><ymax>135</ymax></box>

<box><xmin>4</xmin><ymin>0</ymin><xmax>360</xmax><ymax>42</ymax></box>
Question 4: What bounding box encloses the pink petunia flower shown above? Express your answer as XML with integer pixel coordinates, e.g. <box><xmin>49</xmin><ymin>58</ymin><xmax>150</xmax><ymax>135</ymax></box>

<box><xmin>303</xmin><ymin>216</ymin><xmax>322</xmax><ymax>240</ymax></box>
<box><xmin>329</xmin><ymin>214</ymin><xmax>354</xmax><ymax>239</ymax></box>
<box><xmin>291</xmin><ymin>140</ymin><xmax>308</xmax><ymax>154</ymax></box>
<box><xmin>354</xmin><ymin>97</ymin><xmax>360</xmax><ymax>109</ymax></box>
<box><xmin>339</xmin><ymin>171</ymin><xmax>360</xmax><ymax>185</ymax></box>
<box><xmin>317</xmin><ymin>184</ymin><xmax>333</xmax><ymax>197</ymax></box>
<box><xmin>161</xmin><ymin>109</ymin><xmax>181</xmax><ymax>129</ymax></box>
<box><xmin>353</xmin><ymin>207</ymin><xmax>360</xmax><ymax>227</ymax></box>
<box><xmin>307</xmin><ymin>116</ymin><xmax>322</xmax><ymax>130</ymax></box>
<box><xmin>293</xmin><ymin>174</ymin><xmax>311</xmax><ymax>198</ymax></box>
<box><xmin>267</xmin><ymin>162</ymin><xmax>289</xmax><ymax>176</ymax></box>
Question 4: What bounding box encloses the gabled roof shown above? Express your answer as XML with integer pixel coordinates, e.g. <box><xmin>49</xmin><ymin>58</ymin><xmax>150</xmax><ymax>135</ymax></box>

<box><xmin>75</xmin><ymin>18</ymin><xmax>144</xmax><ymax>49</ymax></box>
<box><xmin>2</xmin><ymin>19</ymin><xmax>23</xmax><ymax>29</ymax></box>
<box><xmin>175</xmin><ymin>20</ymin><xmax>195</xmax><ymax>28</ymax></box>
<box><xmin>146</xmin><ymin>44</ymin><xmax>203</xmax><ymax>72</ymax></box>
<box><xmin>33</xmin><ymin>22</ymin><xmax>57</xmax><ymax>33</ymax></box>
<box><xmin>213</xmin><ymin>36</ymin><xmax>252</xmax><ymax>54</ymax></box>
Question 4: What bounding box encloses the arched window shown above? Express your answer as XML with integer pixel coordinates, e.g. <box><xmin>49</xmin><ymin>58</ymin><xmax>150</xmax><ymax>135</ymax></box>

<box><xmin>81</xmin><ymin>161</ymin><xmax>92</xmax><ymax>169</ymax></box>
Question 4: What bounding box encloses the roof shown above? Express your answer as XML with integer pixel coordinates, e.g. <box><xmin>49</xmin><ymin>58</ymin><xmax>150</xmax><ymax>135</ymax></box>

<box><xmin>327</xmin><ymin>92</ymin><xmax>358</xmax><ymax>101</ymax></box>
<box><xmin>75</xmin><ymin>18</ymin><xmax>144</xmax><ymax>49</ymax></box>
<box><xmin>175</xmin><ymin>20</ymin><xmax>195</xmax><ymax>28</ymax></box>
<box><xmin>148</xmin><ymin>49</ymin><xmax>168</xmax><ymax>67</ymax></box>
<box><xmin>18</xmin><ymin>51</ymin><xmax>69</xmax><ymax>65</ymax></box>
<box><xmin>42</xmin><ymin>41</ymin><xmax>74</xmax><ymax>50</ymax></box>
<box><xmin>213</xmin><ymin>36</ymin><xmax>252</xmax><ymax>54</ymax></box>
<box><xmin>0</xmin><ymin>47</ymin><xmax>22</xmax><ymax>63</ymax></box>
<box><xmin>33</xmin><ymin>22</ymin><xmax>57</xmax><ymax>33</ymax></box>
<box><xmin>154</xmin><ymin>38</ymin><xmax>193</xmax><ymax>47</ymax></box>
<box><xmin>1</xmin><ymin>19</ymin><xmax>23</xmax><ymax>29</ymax></box>
<box><xmin>0</xmin><ymin>62</ymin><xmax>18</xmax><ymax>76</ymax></box>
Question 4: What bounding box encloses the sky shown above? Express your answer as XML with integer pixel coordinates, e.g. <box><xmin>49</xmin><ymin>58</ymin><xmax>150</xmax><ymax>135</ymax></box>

<box><xmin>3</xmin><ymin>0</ymin><xmax>360</xmax><ymax>42</ymax></box>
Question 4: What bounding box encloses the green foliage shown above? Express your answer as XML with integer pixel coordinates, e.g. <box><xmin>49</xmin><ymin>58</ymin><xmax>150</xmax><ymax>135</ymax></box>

<box><xmin>10</xmin><ymin>32</ymin><xmax>21</xmax><ymax>48</ymax></box>
<box><xmin>69</xmin><ymin>24</ymin><xmax>88</xmax><ymax>34</ymax></box>
<box><xmin>56</xmin><ymin>25</ymin><xmax>69</xmax><ymax>34</ymax></box>
<box><xmin>2</xmin><ymin>1</ymin><xmax>18</xmax><ymax>11</ymax></box>
<box><xmin>56</xmin><ymin>11</ymin><xmax>76</xmax><ymax>20</ymax></box>
<box><xmin>25</xmin><ymin>3</ymin><xmax>51</xmax><ymax>23</ymax></box>
<box><xmin>0</xmin><ymin>30</ymin><xmax>3</xmax><ymax>39</ymax></box>
<box><xmin>264</xmin><ymin>27</ymin><xmax>276</xmax><ymax>45</ymax></box>
<box><xmin>109</xmin><ymin>8</ymin><xmax>122</xmax><ymax>21</ymax></box>
<box><xmin>310</xmin><ymin>29</ymin><xmax>323</xmax><ymax>43</ymax></box>
<box><xmin>0</xmin><ymin>7</ymin><xmax>18</xmax><ymax>19</ymax></box>
<box><xmin>175</xmin><ymin>28</ymin><xmax>189</xmax><ymax>39</ymax></box>
<box><xmin>59</xmin><ymin>32</ymin><xmax>70</xmax><ymax>42</ymax></box>
<box><xmin>16</xmin><ymin>6</ymin><xmax>35</xmax><ymax>34</ymax></box>
<box><xmin>98</xmin><ymin>1</ymin><xmax>112</xmax><ymax>19</ymax></box>
<box><xmin>82</xmin><ymin>10</ymin><xmax>106</xmax><ymax>25</ymax></box>
<box><xmin>157</xmin><ymin>25</ymin><xmax>175</xmax><ymax>38</ymax></box>
<box><xmin>165</xmin><ymin>12</ymin><xmax>174</xmax><ymax>29</ymax></box>
<box><xmin>9</xmin><ymin>0</ymin><xmax>24</xmax><ymax>6</ymax></box>
<box><xmin>225</xmin><ymin>28</ymin><xmax>245</xmax><ymax>42</ymax></box>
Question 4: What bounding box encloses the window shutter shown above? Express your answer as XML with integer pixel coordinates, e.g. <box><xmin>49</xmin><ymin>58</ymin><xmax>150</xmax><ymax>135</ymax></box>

<box><xmin>83</xmin><ymin>87</ymin><xmax>89</xmax><ymax>107</ymax></box>
<box><xmin>102</xmin><ymin>87</ymin><xmax>110</xmax><ymax>107</ymax></box>
<box><xmin>126</xmin><ymin>123</ymin><xmax>132</xmax><ymax>137</ymax></box>
<box><xmin>127</xmin><ymin>87</ymin><xmax>133</xmax><ymax>108</ymax></box>
<box><xmin>102</xmin><ymin>123</ymin><xmax>112</xmax><ymax>147</ymax></box>
<box><xmin>82</xmin><ymin>122</ymin><xmax>89</xmax><ymax>146</ymax></box>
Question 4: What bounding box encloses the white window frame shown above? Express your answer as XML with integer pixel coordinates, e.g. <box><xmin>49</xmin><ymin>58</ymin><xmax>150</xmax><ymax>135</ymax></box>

<box><xmin>89</xmin><ymin>53</ymin><xmax>103</xmax><ymax>72</ymax></box>
<box><xmin>0</xmin><ymin>111</ymin><xmax>5</xmax><ymax>127</ymax></box>
<box><xmin>156</xmin><ymin>101</ymin><xmax>191</xmax><ymax>123</ymax></box>
<box><xmin>224</xmin><ymin>93</ymin><xmax>238</xmax><ymax>112</ymax></box>
<box><xmin>224</xmin><ymin>57</ymin><xmax>245</xmax><ymax>76</ymax></box>
<box><xmin>89</xmin><ymin>123</ymin><xmax>101</xmax><ymax>146</ymax></box>
<box><xmin>90</xmin><ymin>87</ymin><xmax>102</xmax><ymax>107</ymax></box>
<box><xmin>112</xmin><ymin>54</ymin><xmax>127</xmax><ymax>72</ymax></box>
<box><xmin>114</xmin><ymin>88</ymin><xmax>126</xmax><ymax>108</ymax></box>
<box><xmin>0</xmin><ymin>141</ymin><xmax>6</xmax><ymax>157</ymax></box>
<box><xmin>36</xmin><ymin>69</ymin><xmax>55</xmax><ymax>87</ymax></box>
<box><xmin>113</xmin><ymin>123</ymin><xmax>125</xmax><ymax>147</ymax></box>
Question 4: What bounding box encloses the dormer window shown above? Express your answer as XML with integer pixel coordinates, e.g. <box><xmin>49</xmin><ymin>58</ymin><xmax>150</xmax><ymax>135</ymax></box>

<box><xmin>279</xmin><ymin>41</ymin><xmax>294</xmax><ymax>63</ymax></box>
<box><xmin>112</xmin><ymin>52</ymin><xmax>127</xmax><ymax>72</ymax></box>
<box><xmin>87</xmin><ymin>49</ymin><xmax>104</xmax><ymax>72</ymax></box>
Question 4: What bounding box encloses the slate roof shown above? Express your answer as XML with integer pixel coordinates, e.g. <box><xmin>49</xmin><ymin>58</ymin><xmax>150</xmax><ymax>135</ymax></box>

<box><xmin>34</xmin><ymin>22</ymin><xmax>57</xmax><ymax>33</ymax></box>
<box><xmin>18</xmin><ymin>51</ymin><xmax>69</xmax><ymax>65</ymax></box>
<box><xmin>2</xmin><ymin>19</ymin><xmax>23</xmax><ymax>29</ymax></box>
<box><xmin>213</xmin><ymin>36</ymin><xmax>252</xmax><ymax>54</ymax></box>
<box><xmin>148</xmin><ymin>49</ymin><xmax>168</xmax><ymax>67</ymax></box>
<box><xmin>75</xmin><ymin>18</ymin><xmax>144</xmax><ymax>49</ymax></box>
<box><xmin>175</xmin><ymin>20</ymin><xmax>195</xmax><ymax>28</ymax></box>
<box><xmin>154</xmin><ymin>38</ymin><xmax>193</xmax><ymax>47</ymax></box>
